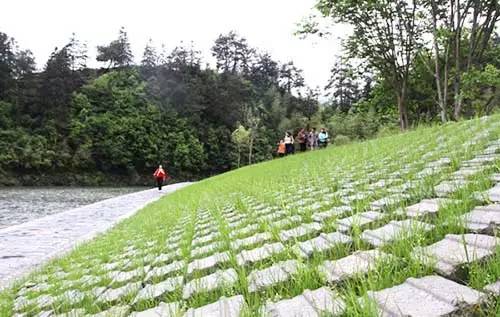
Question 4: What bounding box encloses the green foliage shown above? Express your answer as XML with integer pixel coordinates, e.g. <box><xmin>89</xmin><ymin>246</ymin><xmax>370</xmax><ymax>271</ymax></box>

<box><xmin>1</xmin><ymin>23</ymin><xmax>499</xmax><ymax>184</ymax></box>
<box><xmin>327</xmin><ymin>111</ymin><xmax>383</xmax><ymax>140</ymax></box>
<box><xmin>0</xmin><ymin>101</ymin><xmax>14</xmax><ymax>129</ymax></box>
<box><xmin>333</xmin><ymin>134</ymin><xmax>350</xmax><ymax>145</ymax></box>
<box><xmin>96</xmin><ymin>27</ymin><xmax>133</xmax><ymax>68</ymax></box>
<box><xmin>461</xmin><ymin>64</ymin><xmax>500</xmax><ymax>116</ymax></box>
<box><xmin>231</xmin><ymin>125</ymin><xmax>251</xmax><ymax>168</ymax></box>
<box><xmin>69</xmin><ymin>70</ymin><xmax>206</xmax><ymax>178</ymax></box>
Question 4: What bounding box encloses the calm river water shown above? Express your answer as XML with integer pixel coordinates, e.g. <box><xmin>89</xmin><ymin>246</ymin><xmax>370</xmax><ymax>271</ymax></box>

<box><xmin>0</xmin><ymin>187</ymin><xmax>147</xmax><ymax>229</ymax></box>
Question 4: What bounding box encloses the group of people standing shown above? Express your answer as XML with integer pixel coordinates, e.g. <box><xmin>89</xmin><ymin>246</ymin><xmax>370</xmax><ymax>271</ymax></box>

<box><xmin>277</xmin><ymin>128</ymin><xmax>329</xmax><ymax>157</ymax></box>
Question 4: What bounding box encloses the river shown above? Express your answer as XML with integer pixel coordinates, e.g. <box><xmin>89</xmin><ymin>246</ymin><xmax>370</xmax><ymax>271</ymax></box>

<box><xmin>0</xmin><ymin>187</ymin><xmax>148</xmax><ymax>229</ymax></box>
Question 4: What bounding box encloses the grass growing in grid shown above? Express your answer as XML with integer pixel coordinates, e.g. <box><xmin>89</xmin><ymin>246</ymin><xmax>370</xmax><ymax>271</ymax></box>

<box><xmin>0</xmin><ymin>114</ymin><xmax>499</xmax><ymax>316</ymax></box>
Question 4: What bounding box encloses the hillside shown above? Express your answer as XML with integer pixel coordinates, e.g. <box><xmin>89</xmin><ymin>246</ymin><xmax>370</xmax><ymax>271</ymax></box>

<box><xmin>1</xmin><ymin>115</ymin><xmax>500</xmax><ymax>316</ymax></box>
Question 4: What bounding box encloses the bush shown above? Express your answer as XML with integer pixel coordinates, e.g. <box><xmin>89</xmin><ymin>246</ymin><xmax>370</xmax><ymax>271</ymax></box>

<box><xmin>376</xmin><ymin>125</ymin><xmax>400</xmax><ymax>138</ymax></box>
<box><xmin>334</xmin><ymin>134</ymin><xmax>351</xmax><ymax>145</ymax></box>
<box><xmin>327</xmin><ymin>112</ymin><xmax>381</xmax><ymax>140</ymax></box>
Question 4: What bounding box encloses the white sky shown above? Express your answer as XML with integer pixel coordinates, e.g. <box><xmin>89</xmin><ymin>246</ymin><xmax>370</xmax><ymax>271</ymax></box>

<box><xmin>2</xmin><ymin>0</ymin><xmax>350</xmax><ymax>90</ymax></box>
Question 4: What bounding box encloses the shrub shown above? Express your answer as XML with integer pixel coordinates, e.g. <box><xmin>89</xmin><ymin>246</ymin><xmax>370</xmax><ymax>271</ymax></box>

<box><xmin>334</xmin><ymin>134</ymin><xmax>351</xmax><ymax>145</ymax></box>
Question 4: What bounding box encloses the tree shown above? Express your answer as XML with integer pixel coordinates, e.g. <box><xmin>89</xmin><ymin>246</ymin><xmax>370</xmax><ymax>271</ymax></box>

<box><xmin>141</xmin><ymin>39</ymin><xmax>158</xmax><ymax>79</ymax></box>
<box><xmin>312</xmin><ymin>0</ymin><xmax>422</xmax><ymax>130</ymax></box>
<box><xmin>141</xmin><ymin>39</ymin><xmax>158</xmax><ymax>69</ymax></box>
<box><xmin>67</xmin><ymin>33</ymin><xmax>88</xmax><ymax>71</ymax></box>
<box><xmin>40</xmin><ymin>45</ymin><xmax>76</xmax><ymax>130</ymax></box>
<box><xmin>279</xmin><ymin>61</ymin><xmax>305</xmax><ymax>93</ymax></box>
<box><xmin>231</xmin><ymin>124</ymin><xmax>250</xmax><ymax>168</ymax></box>
<box><xmin>96</xmin><ymin>27</ymin><xmax>133</xmax><ymax>68</ymax></box>
<box><xmin>461</xmin><ymin>64</ymin><xmax>500</xmax><ymax>115</ymax></box>
<box><xmin>424</xmin><ymin>0</ymin><xmax>450</xmax><ymax>122</ymax></box>
<box><xmin>325</xmin><ymin>57</ymin><xmax>362</xmax><ymax>112</ymax></box>
<box><xmin>250</xmin><ymin>53</ymin><xmax>280</xmax><ymax>91</ymax></box>
<box><xmin>167</xmin><ymin>42</ymin><xmax>202</xmax><ymax>71</ymax></box>
<box><xmin>212</xmin><ymin>31</ymin><xmax>255</xmax><ymax>75</ymax></box>
<box><xmin>0</xmin><ymin>32</ymin><xmax>16</xmax><ymax>101</ymax></box>
<box><xmin>71</xmin><ymin>70</ymin><xmax>164</xmax><ymax>172</ymax></box>
<box><xmin>244</xmin><ymin>107</ymin><xmax>261</xmax><ymax>165</ymax></box>
<box><xmin>14</xmin><ymin>49</ymin><xmax>36</xmax><ymax>78</ymax></box>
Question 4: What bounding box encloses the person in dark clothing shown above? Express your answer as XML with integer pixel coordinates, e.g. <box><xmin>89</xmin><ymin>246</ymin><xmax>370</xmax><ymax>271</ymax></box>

<box><xmin>297</xmin><ymin>128</ymin><xmax>307</xmax><ymax>152</ymax></box>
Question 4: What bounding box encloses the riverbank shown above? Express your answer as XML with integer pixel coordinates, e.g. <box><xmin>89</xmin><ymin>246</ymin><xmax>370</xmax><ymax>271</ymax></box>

<box><xmin>0</xmin><ymin>182</ymin><xmax>192</xmax><ymax>290</ymax></box>
<box><xmin>0</xmin><ymin>170</ymin><xmax>192</xmax><ymax>187</ymax></box>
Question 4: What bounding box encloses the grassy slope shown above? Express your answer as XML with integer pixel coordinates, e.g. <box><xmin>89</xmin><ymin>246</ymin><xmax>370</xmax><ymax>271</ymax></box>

<box><xmin>1</xmin><ymin>115</ymin><xmax>499</xmax><ymax>316</ymax></box>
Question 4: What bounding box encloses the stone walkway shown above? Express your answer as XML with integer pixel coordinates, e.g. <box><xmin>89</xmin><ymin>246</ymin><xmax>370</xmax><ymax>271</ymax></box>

<box><xmin>0</xmin><ymin>183</ymin><xmax>192</xmax><ymax>289</ymax></box>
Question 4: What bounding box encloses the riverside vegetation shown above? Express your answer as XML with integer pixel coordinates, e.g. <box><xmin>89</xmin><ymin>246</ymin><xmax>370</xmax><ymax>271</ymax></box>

<box><xmin>0</xmin><ymin>114</ymin><xmax>499</xmax><ymax>316</ymax></box>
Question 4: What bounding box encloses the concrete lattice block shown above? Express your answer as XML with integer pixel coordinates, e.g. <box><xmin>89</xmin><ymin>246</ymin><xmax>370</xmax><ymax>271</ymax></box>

<box><xmin>133</xmin><ymin>276</ymin><xmax>183</xmax><ymax>303</ymax></box>
<box><xmin>363</xmin><ymin>275</ymin><xmax>487</xmax><ymax>317</ymax></box>
<box><xmin>184</xmin><ymin>295</ymin><xmax>245</xmax><ymax>317</ymax></box>
<box><xmin>57</xmin><ymin>289</ymin><xmax>85</xmax><ymax>306</ymax></box>
<box><xmin>182</xmin><ymin>268</ymin><xmax>238</xmax><ymax>299</ymax></box>
<box><xmin>236</xmin><ymin>242</ymin><xmax>285</xmax><ymax>266</ymax></box>
<box><xmin>294</xmin><ymin>232</ymin><xmax>352</xmax><ymax>258</ymax></box>
<box><xmin>53</xmin><ymin>308</ymin><xmax>86</xmax><ymax>317</ymax></box>
<box><xmin>190</xmin><ymin>242</ymin><xmax>222</xmax><ymax>258</ymax></box>
<box><xmin>187</xmin><ymin>252</ymin><xmax>231</xmax><ymax>275</ymax></box>
<box><xmin>262</xmin><ymin>287</ymin><xmax>345</xmax><ymax>316</ymax></box>
<box><xmin>279</xmin><ymin>223</ymin><xmax>322</xmax><ymax>242</ymax></box>
<box><xmin>269</xmin><ymin>215</ymin><xmax>302</xmax><ymax>229</ymax></box>
<box><xmin>130</xmin><ymin>302</ymin><xmax>181</xmax><ymax>317</ymax></box>
<box><xmin>146</xmin><ymin>260</ymin><xmax>184</xmax><ymax>281</ymax></box>
<box><xmin>192</xmin><ymin>232</ymin><xmax>220</xmax><ymax>247</ymax></box>
<box><xmin>108</xmin><ymin>266</ymin><xmax>150</xmax><ymax>284</ymax></box>
<box><xmin>229</xmin><ymin>224</ymin><xmax>260</xmax><ymax>238</ymax></box>
<box><xmin>434</xmin><ymin>180</ymin><xmax>469</xmax><ymax>197</ymax></box>
<box><xmin>248</xmin><ymin>260</ymin><xmax>301</xmax><ymax>292</ymax></box>
<box><xmin>152</xmin><ymin>252</ymin><xmax>180</xmax><ymax>266</ymax></box>
<box><xmin>405</xmin><ymin>198</ymin><xmax>458</xmax><ymax>218</ymax></box>
<box><xmin>97</xmin><ymin>282</ymin><xmax>141</xmax><ymax>304</ymax></box>
<box><xmin>490</xmin><ymin>173</ymin><xmax>500</xmax><ymax>183</ymax></box>
<box><xmin>451</xmin><ymin>166</ymin><xmax>488</xmax><ymax>179</ymax></box>
<box><xmin>361</xmin><ymin>220</ymin><xmax>435</xmax><ymax>247</ymax></box>
<box><xmin>370</xmin><ymin>193</ymin><xmax>410</xmax><ymax>211</ymax></box>
<box><xmin>312</xmin><ymin>206</ymin><xmax>351</xmax><ymax>222</ymax></box>
<box><xmin>461</xmin><ymin>204</ymin><xmax>500</xmax><ymax>234</ymax></box>
<box><xmin>336</xmin><ymin>211</ymin><xmax>383</xmax><ymax>233</ymax></box>
<box><xmin>319</xmin><ymin>250</ymin><xmax>392</xmax><ymax>283</ymax></box>
<box><xmin>89</xmin><ymin>305</ymin><xmax>130</xmax><ymax>317</ymax></box>
<box><xmin>231</xmin><ymin>232</ymin><xmax>272</xmax><ymax>250</ymax></box>
<box><xmin>487</xmin><ymin>184</ymin><xmax>500</xmax><ymax>202</ymax></box>
<box><xmin>413</xmin><ymin>234</ymin><xmax>500</xmax><ymax>277</ymax></box>
<box><xmin>484</xmin><ymin>280</ymin><xmax>500</xmax><ymax>295</ymax></box>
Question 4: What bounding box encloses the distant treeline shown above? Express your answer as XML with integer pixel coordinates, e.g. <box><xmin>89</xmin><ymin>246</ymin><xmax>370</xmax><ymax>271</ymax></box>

<box><xmin>0</xmin><ymin>30</ymin><xmax>321</xmax><ymax>185</ymax></box>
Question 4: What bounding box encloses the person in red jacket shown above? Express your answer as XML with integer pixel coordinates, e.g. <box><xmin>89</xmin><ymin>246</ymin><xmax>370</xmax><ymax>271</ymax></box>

<box><xmin>153</xmin><ymin>165</ymin><xmax>168</xmax><ymax>191</ymax></box>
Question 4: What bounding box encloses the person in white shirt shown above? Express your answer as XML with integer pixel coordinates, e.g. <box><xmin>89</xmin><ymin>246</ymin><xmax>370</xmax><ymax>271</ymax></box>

<box><xmin>284</xmin><ymin>131</ymin><xmax>295</xmax><ymax>155</ymax></box>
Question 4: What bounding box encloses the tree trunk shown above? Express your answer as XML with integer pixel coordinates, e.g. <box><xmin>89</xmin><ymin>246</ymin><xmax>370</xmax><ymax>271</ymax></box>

<box><xmin>443</xmin><ymin>42</ymin><xmax>450</xmax><ymax>116</ymax></box>
<box><xmin>397</xmin><ymin>92</ymin><xmax>409</xmax><ymax>130</ymax></box>
<box><xmin>431</xmin><ymin>0</ymin><xmax>447</xmax><ymax>122</ymax></box>
<box><xmin>237</xmin><ymin>146</ymin><xmax>241</xmax><ymax>168</ymax></box>
<box><xmin>453</xmin><ymin>0</ymin><xmax>463</xmax><ymax>120</ymax></box>
<box><xmin>248</xmin><ymin>137</ymin><xmax>253</xmax><ymax>165</ymax></box>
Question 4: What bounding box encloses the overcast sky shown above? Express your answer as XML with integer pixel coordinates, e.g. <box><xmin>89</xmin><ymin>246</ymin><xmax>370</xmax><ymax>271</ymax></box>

<box><xmin>2</xmin><ymin>0</ymin><xmax>349</xmax><ymax>90</ymax></box>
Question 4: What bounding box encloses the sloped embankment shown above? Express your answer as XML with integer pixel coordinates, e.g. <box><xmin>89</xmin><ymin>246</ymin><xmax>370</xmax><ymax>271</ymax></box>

<box><xmin>2</xmin><ymin>115</ymin><xmax>500</xmax><ymax>316</ymax></box>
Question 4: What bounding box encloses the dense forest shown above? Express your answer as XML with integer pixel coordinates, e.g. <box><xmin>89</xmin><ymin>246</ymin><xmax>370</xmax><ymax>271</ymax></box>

<box><xmin>0</xmin><ymin>0</ymin><xmax>499</xmax><ymax>185</ymax></box>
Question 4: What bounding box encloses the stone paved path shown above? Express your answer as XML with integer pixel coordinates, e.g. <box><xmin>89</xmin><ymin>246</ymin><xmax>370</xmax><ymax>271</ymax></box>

<box><xmin>0</xmin><ymin>183</ymin><xmax>192</xmax><ymax>289</ymax></box>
